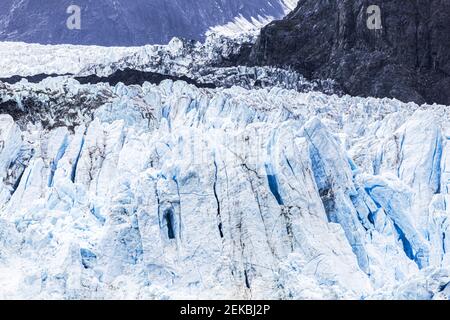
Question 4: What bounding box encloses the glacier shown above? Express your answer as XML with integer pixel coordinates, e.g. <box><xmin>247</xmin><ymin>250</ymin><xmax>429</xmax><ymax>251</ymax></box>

<box><xmin>1</xmin><ymin>77</ymin><xmax>450</xmax><ymax>299</ymax></box>
<box><xmin>1</xmin><ymin>32</ymin><xmax>450</xmax><ymax>300</ymax></box>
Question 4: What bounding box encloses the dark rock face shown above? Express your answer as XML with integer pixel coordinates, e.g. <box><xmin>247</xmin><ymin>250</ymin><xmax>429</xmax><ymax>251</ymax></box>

<box><xmin>249</xmin><ymin>0</ymin><xmax>450</xmax><ymax>105</ymax></box>
<box><xmin>0</xmin><ymin>0</ymin><xmax>289</xmax><ymax>46</ymax></box>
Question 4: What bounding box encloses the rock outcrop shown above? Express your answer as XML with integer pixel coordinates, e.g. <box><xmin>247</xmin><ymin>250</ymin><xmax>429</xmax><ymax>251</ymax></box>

<box><xmin>249</xmin><ymin>0</ymin><xmax>450</xmax><ymax>105</ymax></box>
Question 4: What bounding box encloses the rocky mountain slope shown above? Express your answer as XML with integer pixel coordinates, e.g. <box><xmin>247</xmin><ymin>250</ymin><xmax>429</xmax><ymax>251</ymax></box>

<box><xmin>0</xmin><ymin>0</ymin><xmax>295</xmax><ymax>45</ymax></box>
<box><xmin>248</xmin><ymin>0</ymin><xmax>450</xmax><ymax>105</ymax></box>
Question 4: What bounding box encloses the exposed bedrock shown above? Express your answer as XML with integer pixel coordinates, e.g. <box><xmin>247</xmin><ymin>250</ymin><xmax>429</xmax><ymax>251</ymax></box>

<box><xmin>248</xmin><ymin>0</ymin><xmax>450</xmax><ymax>105</ymax></box>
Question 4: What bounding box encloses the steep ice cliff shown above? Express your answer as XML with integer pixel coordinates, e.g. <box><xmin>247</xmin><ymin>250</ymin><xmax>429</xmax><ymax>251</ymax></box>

<box><xmin>1</xmin><ymin>75</ymin><xmax>450</xmax><ymax>299</ymax></box>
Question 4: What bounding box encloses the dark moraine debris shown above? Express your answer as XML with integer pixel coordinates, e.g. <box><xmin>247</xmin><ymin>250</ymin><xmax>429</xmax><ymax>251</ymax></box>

<box><xmin>0</xmin><ymin>73</ymin><xmax>72</xmax><ymax>84</ymax></box>
<box><xmin>0</xmin><ymin>99</ymin><xmax>27</xmax><ymax>121</ymax></box>
<box><xmin>74</xmin><ymin>68</ymin><xmax>216</xmax><ymax>88</ymax></box>
<box><xmin>0</xmin><ymin>70</ymin><xmax>216</xmax><ymax>88</ymax></box>
<box><xmin>247</xmin><ymin>0</ymin><xmax>450</xmax><ymax>105</ymax></box>
<box><xmin>0</xmin><ymin>84</ymin><xmax>113</xmax><ymax>130</ymax></box>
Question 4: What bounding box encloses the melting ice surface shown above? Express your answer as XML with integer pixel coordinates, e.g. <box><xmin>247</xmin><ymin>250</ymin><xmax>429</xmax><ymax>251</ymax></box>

<box><xmin>0</xmin><ymin>36</ymin><xmax>450</xmax><ymax>299</ymax></box>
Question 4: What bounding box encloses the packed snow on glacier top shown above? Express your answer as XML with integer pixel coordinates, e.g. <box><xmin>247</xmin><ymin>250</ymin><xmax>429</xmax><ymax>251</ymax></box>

<box><xmin>0</xmin><ymin>32</ymin><xmax>450</xmax><ymax>300</ymax></box>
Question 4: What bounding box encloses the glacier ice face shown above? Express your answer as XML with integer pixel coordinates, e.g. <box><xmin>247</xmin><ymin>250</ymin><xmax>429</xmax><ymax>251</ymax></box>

<box><xmin>0</xmin><ymin>33</ymin><xmax>339</xmax><ymax>97</ymax></box>
<box><xmin>1</xmin><ymin>74</ymin><xmax>450</xmax><ymax>299</ymax></box>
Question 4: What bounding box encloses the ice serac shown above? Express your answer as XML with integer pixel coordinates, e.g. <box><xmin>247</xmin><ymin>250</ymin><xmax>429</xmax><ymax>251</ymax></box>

<box><xmin>0</xmin><ymin>115</ymin><xmax>23</xmax><ymax>204</ymax></box>
<box><xmin>303</xmin><ymin>117</ymin><xmax>370</xmax><ymax>272</ymax></box>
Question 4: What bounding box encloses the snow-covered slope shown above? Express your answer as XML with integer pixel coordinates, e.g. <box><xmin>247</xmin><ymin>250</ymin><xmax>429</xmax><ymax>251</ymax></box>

<box><xmin>1</xmin><ymin>75</ymin><xmax>450</xmax><ymax>299</ymax></box>
<box><xmin>209</xmin><ymin>0</ymin><xmax>298</xmax><ymax>36</ymax></box>
<box><xmin>0</xmin><ymin>42</ymin><xmax>141</xmax><ymax>78</ymax></box>
<box><xmin>0</xmin><ymin>32</ymin><xmax>253</xmax><ymax>78</ymax></box>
